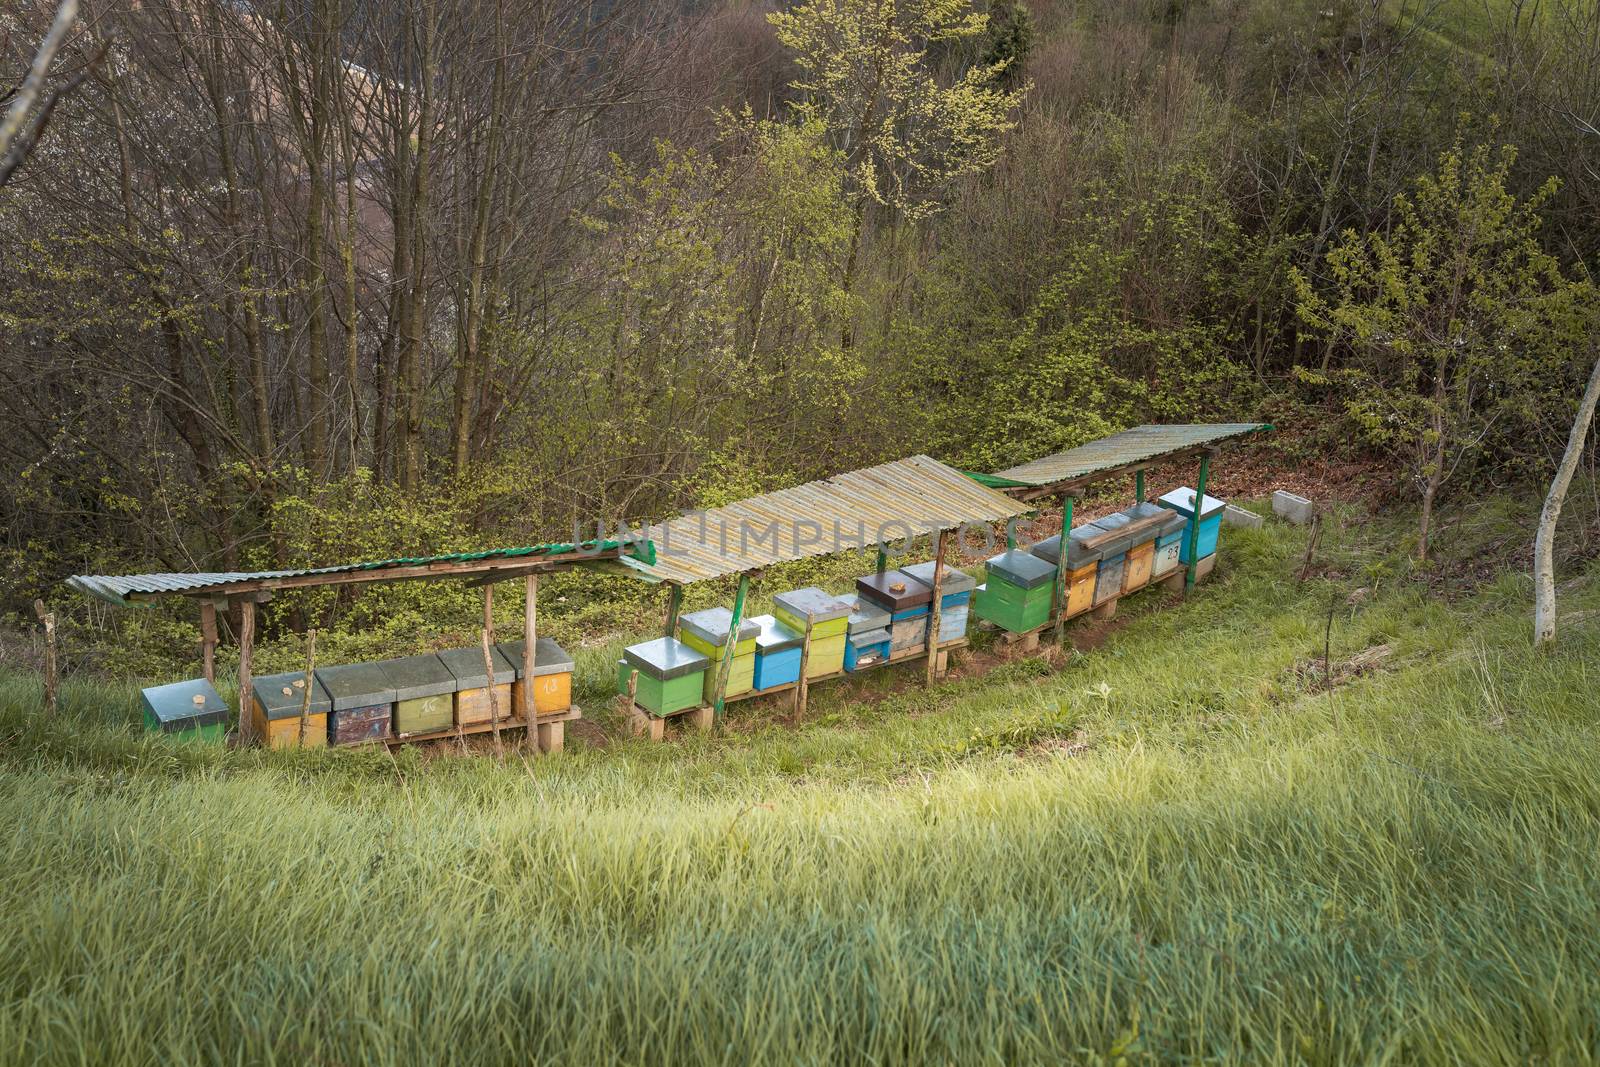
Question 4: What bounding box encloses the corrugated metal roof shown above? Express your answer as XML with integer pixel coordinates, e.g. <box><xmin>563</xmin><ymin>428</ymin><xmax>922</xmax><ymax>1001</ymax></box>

<box><xmin>66</xmin><ymin>539</ymin><xmax>640</xmax><ymax>607</ymax></box>
<box><xmin>634</xmin><ymin>455</ymin><xmax>1029</xmax><ymax>585</ymax></box>
<box><xmin>991</xmin><ymin>423</ymin><xmax>1270</xmax><ymax>490</ymax></box>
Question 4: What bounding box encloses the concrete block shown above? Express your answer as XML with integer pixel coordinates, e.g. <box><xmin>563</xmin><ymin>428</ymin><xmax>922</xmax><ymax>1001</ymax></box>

<box><xmin>1222</xmin><ymin>503</ymin><xmax>1263</xmax><ymax>529</ymax></box>
<box><xmin>1272</xmin><ymin>490</ymin><xmax>1315</xmax><ymax>525</ymax></box>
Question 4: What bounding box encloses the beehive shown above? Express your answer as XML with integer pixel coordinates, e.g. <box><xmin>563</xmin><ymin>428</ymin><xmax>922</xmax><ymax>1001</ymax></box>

<box><xmin>251</xmin><ymin>671</ymin><xmax>333</xmax><ymax>748</ymax></box>
<box><xmin>888</xmin><ymin>613</ymin><xmax>928</xmax><ymax>652</ymax></box>
<box><xmin>678</xmin><ymin>607</ymin><xmax>759</xmax><ymax>701</ymax></box>
<box><xmin>854</xmin><ymin>571</ymin><xmax>931</xmax><ymax>614</ymax></box>
<box><xmin>750</xmin><ymin>614</ymin><xmax>804</xmax><ymax>690</ymax></box>
<box><xmin>141</xmin><ymin>678</ymin><xmax>228</xmax><ymax>743</ymax></box>
<box><xmin>437</xmin><ymin>645</ymin><xmax>516</xmax><ymax>726</ymax></box>
<box><xmin>843</xmin><ymin>595</ymin><xmax>891</xmax><ymax>671</ymax></box>
<box><xmin>378</xmin><ymin>654</ymin><xmax>457</xmax><ymax>736</ymax></box>
<box><xmin>936</xmin><ymin>604</ymin><xmax>970</xmax><ymax>643</ymax></box>
<box><xmin>897</xmin><ymin>561</ymin><xmax>977</xmax><ymax>611</ymax></box>
<box><xmin>973</xmin><ymin>550</ymin><xmax>1057</xmax><ymax>633</ymax></box>
<box><xmin>1031</xmin><ymin>534</ymin><xmax>1098</xmax><ymax>619</ymax></box>
<box><xmin>1117</xmin><ymin>503</ymin><xmax>1169</xmax><ymax>593</ymax></box>
<box><xmin>1157</xmin><ymin>487</ymin><xmax>1226</xmax><ymax>563</ymax></box>
<box><xmin>1151</xmin><ymin>512</ymin><xmax>1189</xmax><ymax>578</ymax></box>
<box><xmin>496</xmin><ymin>637</ymin><xmax>576</xmax><ymax>717</ymax></box>
<box><xmin>618</xmin><ymin>637</ymin><xmax>709</xmax><ymax>717</ymax></box>
<box><xmin>774</xmin><ymin>588</ymin><xmax>851</xmax><ymax>678</ymax></box>
<box><xmin>315</xmin><ymin>662</ymin><xmax>396</xmax><ymax>746</ymax></box>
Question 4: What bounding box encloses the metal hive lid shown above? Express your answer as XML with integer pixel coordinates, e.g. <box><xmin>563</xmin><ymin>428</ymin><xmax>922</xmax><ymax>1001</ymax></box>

<box><xmin>897</xmin><ymin>561</ymin><xmax>977</xmax><ymax>595</ymax></box>
<box><xmin>679</xmin><ymin>607</ymin><xmax>760</xmax><ymax>648</ymax></box>
<box><xmin>315</xmin><ymin>662</ymin><xmax>398</xmax><ymax>711</ymax></box>
<box><xmin>253</xmin><ymin>671</ymin><xmax>333</xmax><ymax>720</ymax></box>
<box><xmin>437</xmin><ymin>645</ymin><xmax>517</xmax><ymax>688</ymax></box>
<box><xmin>622</xmin><ymin>637</ymin><xmax>709</xmax><ymax>681</ymax></box>
<box><xmin>750</xmin><ymin>614</ymin><xmax>804</xmax><ymax>653</ymax></box>
<box><xmin>773</xmin><ymin>587</ymin><xmax>852</xmax><ymax>624</ymax></box>
<box><xmin>141</xmin><ymin>678</ymin><xmax>228</xmax><ymax>730</ymax></box>
<box><xmin>375</xmin><ymin>654</ymin><xmax>457</xmax><ymax>702</ymax></box>
<box><xmin>984</xmin><ymin>550</ymin><xmax>1057</xmax><ymax>590</ymax></box>
<box><xmin>843</xmin><ymin>594</ymin><xmax>890</xmax><ymax>633</ymax></box>
<box><xmin>494</xmin><ymin>637</ymin><xmax>575</xmax><ymax>679</ymax></box>
<box><xmin>1157</xmin><ymin>486</ymin><xmax>1225</xmax><ymax>519</ymax></box>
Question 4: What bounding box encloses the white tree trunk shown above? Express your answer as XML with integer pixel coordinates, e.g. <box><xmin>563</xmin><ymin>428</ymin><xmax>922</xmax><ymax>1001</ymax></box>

<box><xmin>0</xmin><ymin>0</ymin><xmax>78</xmax><ymax>183</ymax></box>
<box><xmin>1534</xmin><ymin>346</ymin><xmax>1600</xmax><ymax>647</ymax></box>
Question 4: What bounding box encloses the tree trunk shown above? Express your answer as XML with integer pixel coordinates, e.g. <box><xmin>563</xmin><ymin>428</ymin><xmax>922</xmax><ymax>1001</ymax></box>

<box><xmin>1534</xmin><ymin>345</ymin><xmax>1600</xmax><ymax>647</ymax></box>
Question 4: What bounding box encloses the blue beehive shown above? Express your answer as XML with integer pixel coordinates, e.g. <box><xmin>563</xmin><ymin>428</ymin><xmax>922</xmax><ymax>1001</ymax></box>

<box><xmin>897</xmin><ymin>561</ymin><xmax>977</xmax><ymax>611</ymax></box>
<box><xmin>750</xmin><ymin>614</ymin><xmax>804</xmax><ymax>690</ymax></box>
<box><xmin>845</xmin><ymin>628</ymin><xmax>890</xmax><ymax>670</ymax></box>
<box><xmin>1157</xmin><ymin>487</ymin><xmax>1226</xmax><ymax>563</ymax></box>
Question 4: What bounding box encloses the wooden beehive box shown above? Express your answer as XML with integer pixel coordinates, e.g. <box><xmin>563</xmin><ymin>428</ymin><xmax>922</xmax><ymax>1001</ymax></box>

<box><xmin>678</xmin><ymin>608</ymin><xmax>759</xmax><ymax>701</ymax></box>
<box><xmin>496</xmin><ymin>637</ymin><xmax>576</xmax><ymax>717</ymax></box>
<box><xmin>377</xmin><ymin>654</ymin><xmax>457</xmax><ymax>736</ymax></box>
<box><xmin>618</xmin><ymin>637</ymin><xmax>709</xmax><ymax>717</ymax></box>
<box><xmin>897</xmin><ymin>562</ymin><xmax>977</xmax><ymax>610</ymax></box>
<box><xmin>1157</xmin><ymin>487</ymin><xmax>1226</xmax><ymax>563</ymax></box>
<box><xmin>973</xmin><ymin>550</ymin><xmax>1056</xmax><ymax>633</ymax></box>
<box><xmin>1032</xmin><ymin>534</ymin><xmax>1099</xmax><ymax>619</ymax></box>
<box><xmin>750</xmin><ymin>614</ymin><xmax>804</xmax><ymax>690</ymax></box>
<box><xmin>314</xmin><ymin>662</ymin><xmax>396</xmax><ymax>746</ymax></box>
<box><xmin>250</xmin><ymin>671</ymin><xmax>333</xmax><ymax>748</ymax></box>
<box><xmin>437</xmin><ymin>645</ymin><xmax>517</xmax><ymax>726</ymax></box>
<box><xmin>845</xmin><ymin>627</ymin><xmax>890</xmax><ymax>670</ymax></box>
<box><xmin>141</xmin><ymin>678</ymin><xmax>228</xmax><ymax>743</ymax></box>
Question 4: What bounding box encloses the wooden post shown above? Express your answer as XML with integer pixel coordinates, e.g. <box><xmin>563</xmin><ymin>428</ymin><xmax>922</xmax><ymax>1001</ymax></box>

<box><xmin>1135</xmin><ymin>470</ymin><xmax>1146</xmax><ymax>503</ymax></box>
<box><xmin>1184</xmin><ymin>451</ymin><xmax>1213</xmax><ymax>595</ymax></box>
<box><xmin>482</xmin><ymin>586</ymin><xmax>502</xmax><ymax>756</ymax></box>
<box><xmin>795</xmin><ymin>616</ymin><xmax>815</xmax><ymax>717</ymax></box>
<box><xmin>712</xmin><ymin>572</ymin><xmax>750</xmax><ymax>723</ymax></box>
<box><xmin>33</xmin><ymin>600</ymin><xmax>57</xmax><ymax>716</ymax></box>
<box><xmin>926</xmin><ymin>529</ymin><xmax>951</xmax><ymax>687</ymax></box>
<box><xmin>236</xmin><ymin>598</ymin><xmax>255</xmax><ymax>743</ymax></box>
<box><xmin>663</xmin><ymin>584</ymin><xmax>682</xmax><ymax>639</ymax></box>
<box><xmin>1053</xmin><ymin>493</ymin><xmax>1074</xmax><ymax>642</ymax></box>
<box><xmin>296</xmin><ymin>629</ymin><xmax>317</xmax><ymax>746</ymax></box>
<box><xmin>522</xmin><ymin>572</ymin><xmax>537</xmax><ymax>742</ymax></box>
<box><xmin>198</xmin><ymin>600</ymin><xmax>217</xmax><ymax>684</ymax></box>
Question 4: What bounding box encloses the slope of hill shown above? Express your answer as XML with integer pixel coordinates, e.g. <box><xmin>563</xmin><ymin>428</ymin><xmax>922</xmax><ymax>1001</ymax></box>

<box><xmin>1</xmin><ymin>495</ymin><xmax>1598</xmax><ymax>1064</ymax></box>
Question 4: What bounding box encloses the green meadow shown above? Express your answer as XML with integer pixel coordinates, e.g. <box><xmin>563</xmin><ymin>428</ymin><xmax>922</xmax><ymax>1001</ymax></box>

<box><xmin>2</xmin><ymin>501</ymin><xmax>1598</xmax><ymax>1065</ymax></box>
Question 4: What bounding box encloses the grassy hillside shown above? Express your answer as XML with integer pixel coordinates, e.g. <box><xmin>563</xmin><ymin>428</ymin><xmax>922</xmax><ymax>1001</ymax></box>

<box><xmin>2</xmin><ymin>498</ymin><xmax>1598</xmax><ymax>1065</ymax></box>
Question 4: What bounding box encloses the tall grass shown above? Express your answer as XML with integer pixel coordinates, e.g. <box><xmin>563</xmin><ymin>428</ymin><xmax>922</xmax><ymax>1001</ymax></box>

<box><xmin>2</xmin><ymin>503</ymin><xmax>1598</xmax><ymax>1064</ymax></box>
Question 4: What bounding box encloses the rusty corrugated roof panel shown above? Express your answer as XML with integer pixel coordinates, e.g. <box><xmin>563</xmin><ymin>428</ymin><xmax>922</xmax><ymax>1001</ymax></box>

<box><xmin>65</xmin><ymin>540</ymin><xmax>639</xmax><ymax>607</ymax></box>
<box><xmin>635</xmin><ymin>455</ymin><xmax>1030</xmax><ymax>585</ymax></box>
<box><xmin>991</xmin><ymin>423</ymin><xmax>1270</xmax><ymax>489</ymax></box>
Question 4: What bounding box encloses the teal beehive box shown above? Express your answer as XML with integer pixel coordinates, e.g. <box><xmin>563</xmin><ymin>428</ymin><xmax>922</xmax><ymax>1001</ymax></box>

<box><xmin>1157</xmin><ymin>487</ymin><xmax>1226</xmax><ymax>563</ymax></box>
<box><xmin>141</xmin><ymin>678</ymin><xmax>228</xmax><ymax>742</ymax></box>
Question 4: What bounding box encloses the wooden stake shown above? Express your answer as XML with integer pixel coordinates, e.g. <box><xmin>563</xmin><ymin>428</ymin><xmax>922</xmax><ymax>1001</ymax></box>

<box><xmin>237</xmin><ymin>598</ymin><xmax>255</xmax><ymax>743</ymax></box>
<box><xmin>296</xmin><ymin>629</ymin><xmax>317</xmax><ymax>746</ymax></box>
<box><xmin>33</xmin><ymin>600</ymin><xmax>56</xmax><ymax>716</ymax></box>
<box><xmin>663</xmin><ymin>583</ymin><xmax>682</xmax><ymax>639</ymax></box>
<box><xmin>926</xmin><ymin>529</ymin><xmax>951</xmax><ymax>688</ymax></box>
<box><xmin>712</xmin><ymin>573</ymin><xmax>749</xmax><ymax>723</ymax></box>
<box><xmin>522</xmin><ymin>573</ymin><xmax>537</xmax><ymax>749</ymax></box>
<box><xmin>1053</xmin><ymin>493</ymin><xmax>1075</xmax><ymax>643</ymax></box>
<box><xmin>198</xmin><ymin>600</ymin><xmax>217</xmax><ymax>684</ymax></box>
<box><xmin>795</xmin><ymin>616</ymin><xmax>815</xmax><ymax>717</ymax></box>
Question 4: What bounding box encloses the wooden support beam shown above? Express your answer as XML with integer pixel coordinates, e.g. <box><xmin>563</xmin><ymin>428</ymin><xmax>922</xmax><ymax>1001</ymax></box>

<box><xmin>663</xmin><ymin>584</ymin><xmax>682</xmax><ymax>639</ymax></box>
<box><xmin>926</xmin><ymin>529</ymin><xmax>952</xmax><ymax>688</ymax></box>
<box><xmin>1135</xmin><ymin>469</ymin><xmax>1146</xmax><ymax>503</ymax></box>
<box><xmin>296</xmin><ymin>630</ymin><xmax>317</xmax><ymax>746</ymax></box>
<box><xmin>33</xmin><ymin>600</ymin><xmax>57</xmax><ymax>716</ymax></box>
<box><xmin>1184</xmin><ymin>450</ymin><xmax>1214</xmax><ymax>595</ymax></box>
<box><xmin>198</xmin><ymin>600</ymin><xmax>217</xmax><ymax>684</ymax></box>
<box><xmin>712</xmin><ymin>573</ymin><xmax>750</xmax><ymax>723</ymax></box>
<box><xmin>1053</xmin><ymin>493</ymin><xmax>1074</xmax><ymax>643</ymax></box>
<box><xmin>522</xmin><ymin>573</ymin><xmax>538</xmax><ymax>750</ymax></box>
<box><xmin>795</xmin><ymin>615</ymin><xmax>815</xmax><ymax>717</ymax></box>
<box><xmin>236</xmin><ymin>598</ymin><xmax>255</xmax><ymax>743</ymax></box>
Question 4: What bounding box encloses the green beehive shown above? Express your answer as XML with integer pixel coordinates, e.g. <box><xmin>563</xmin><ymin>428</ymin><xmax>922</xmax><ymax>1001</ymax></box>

<box><xmin>617</xmin><ymin>637</ymin><xmax>710</xmax><ymax>717</ymax></box>
<box><xmin>377</xmin><ymin>653</ymin><xmax>457</xmax><ymax>736</ymax></box>
<box><xmin>140</xmin><ymin>678</ymin><xmax>228</xmax><ymax>743</ymax></box>
<box><xmin>973</xmin><ymin>550</ymin><xmax>1057</xmax><ymax>633</ymax></box>
<box><xmin>678</xmin><ymin>607</ymin><xmax>758</xmax><ymax>701</ymax></box>
<box><xmin>772</xmin><ymin>588</ymin><xmax>852</xmax><ymax>640</ymax></box>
